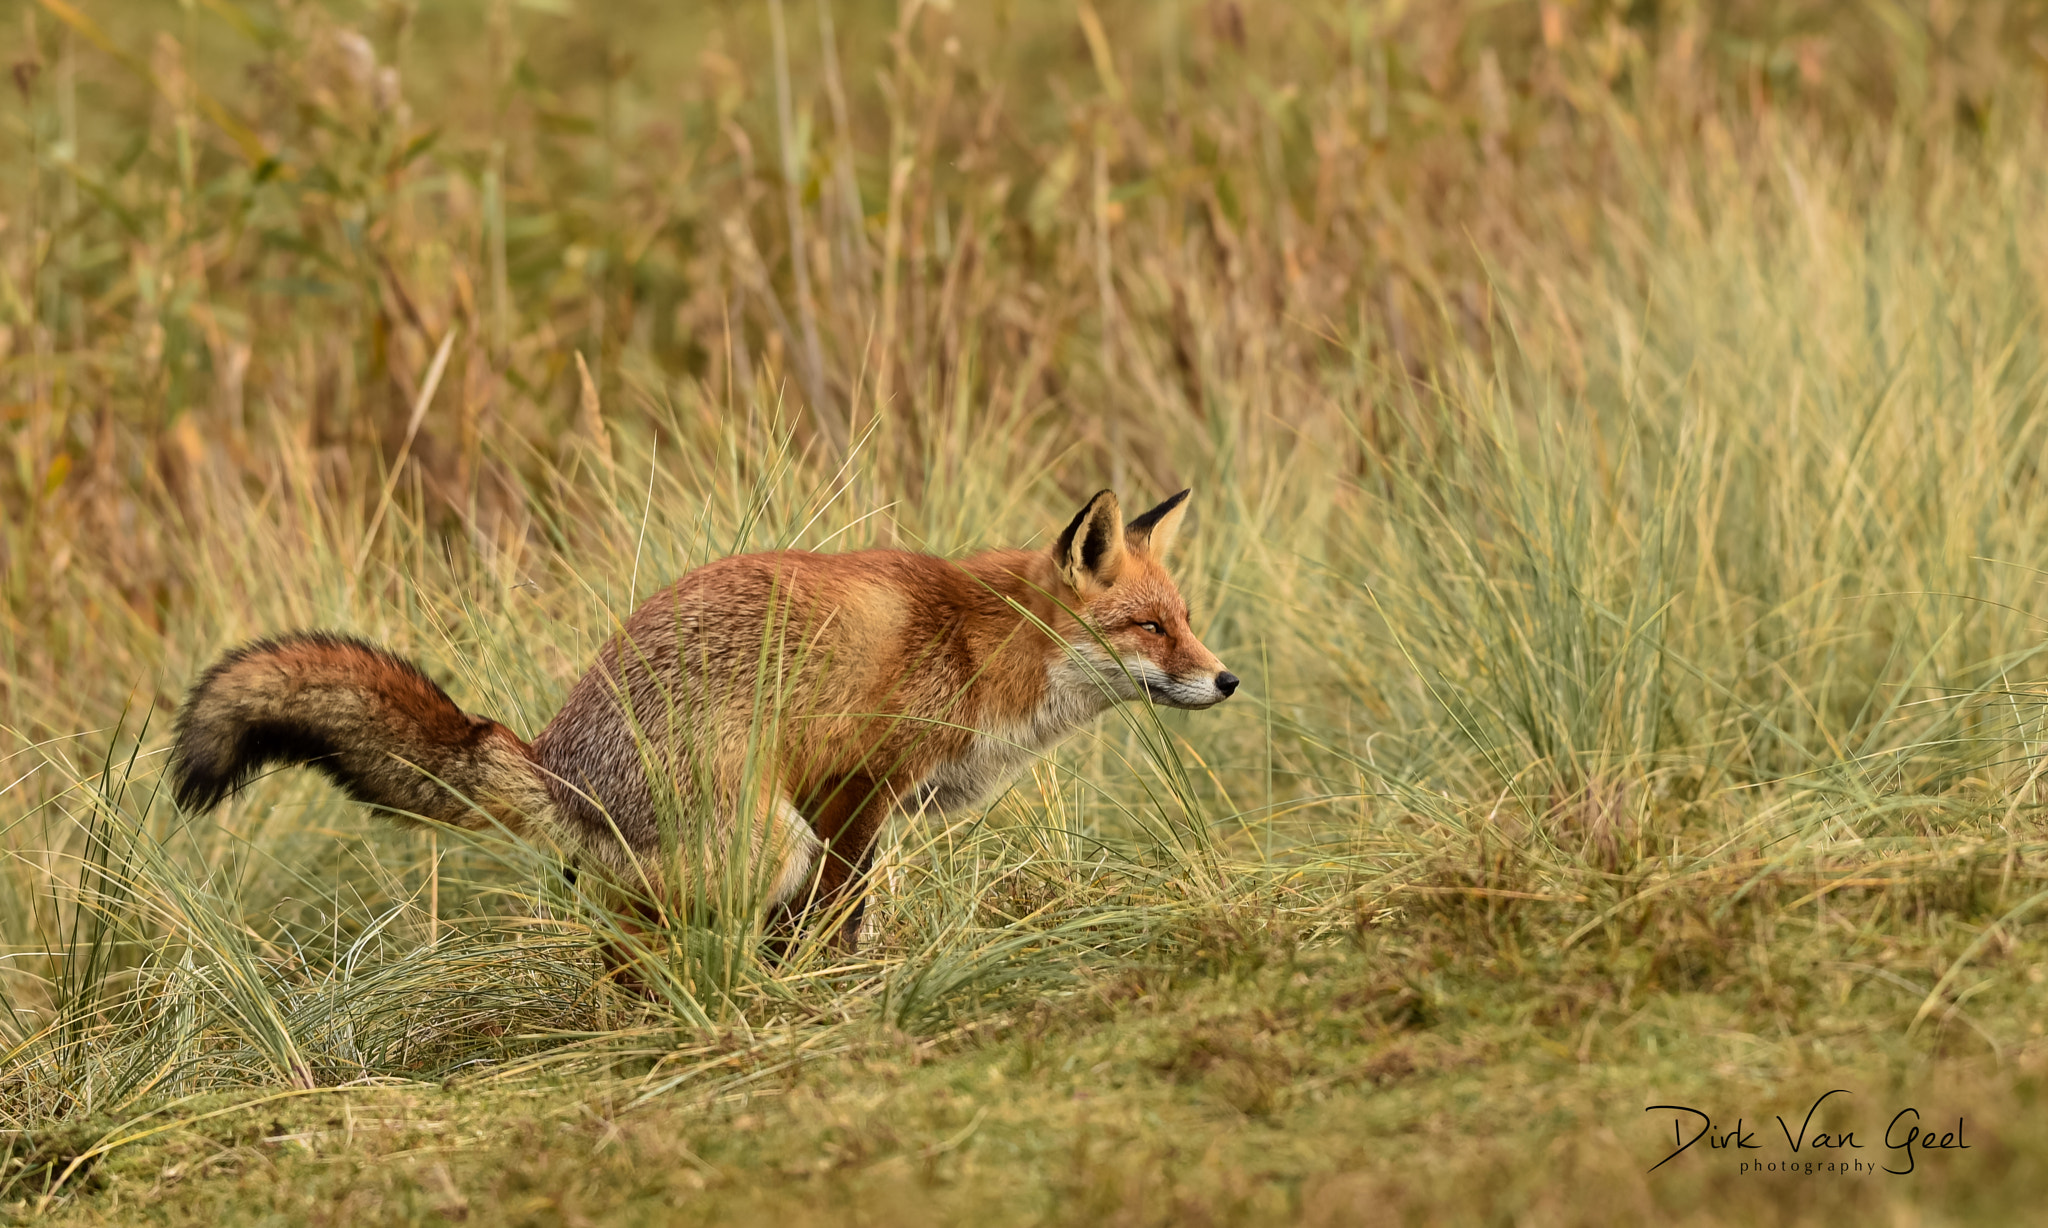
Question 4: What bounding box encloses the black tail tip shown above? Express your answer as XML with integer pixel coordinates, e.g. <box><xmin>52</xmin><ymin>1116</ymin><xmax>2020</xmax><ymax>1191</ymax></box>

<box><xmin>167</xmin><ymin>739</ymin><xmax>236</xmax><ymax>813</ymax></box>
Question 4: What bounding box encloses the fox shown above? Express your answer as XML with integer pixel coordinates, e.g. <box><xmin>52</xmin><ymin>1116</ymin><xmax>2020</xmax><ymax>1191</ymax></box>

<box><xmin>168</xmin><ymin>488</ymin><xmax>1238</xmax><ymax>966</ymax></box>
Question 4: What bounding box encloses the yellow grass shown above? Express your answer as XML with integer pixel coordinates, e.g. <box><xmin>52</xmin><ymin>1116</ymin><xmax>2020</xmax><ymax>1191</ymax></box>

<box><xmin>6</xmin><ymin>1</ymin><xmax>2048</xmax><ymax>1223</ymax></box>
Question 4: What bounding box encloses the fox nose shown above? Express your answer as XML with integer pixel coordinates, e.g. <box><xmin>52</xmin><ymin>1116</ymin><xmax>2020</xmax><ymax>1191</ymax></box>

<box><xmin>1215</xmin><ymin>671</ymin><xmax>1239</xmax><ymax>698</ymax></box>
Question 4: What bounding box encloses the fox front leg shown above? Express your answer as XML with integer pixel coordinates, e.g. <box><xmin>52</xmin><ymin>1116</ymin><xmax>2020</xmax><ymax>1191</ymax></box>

<box><xmin>765</xmin><ymin>779</ymin><xmax>894</xmax><ymax>955</ymax></box>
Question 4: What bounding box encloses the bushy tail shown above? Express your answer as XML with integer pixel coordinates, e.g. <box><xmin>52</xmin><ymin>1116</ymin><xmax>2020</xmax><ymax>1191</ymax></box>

<box><xmin>169</xmin><ymin>632</ymin><xmax>552</xmax><ymax>834</ymax></box>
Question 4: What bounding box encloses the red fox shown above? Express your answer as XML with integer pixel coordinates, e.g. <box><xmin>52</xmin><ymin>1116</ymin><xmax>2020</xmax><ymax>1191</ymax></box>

<box><xmin>169</xmin><ymin>489</ymin><xmax>1237</xmax><ymax>958</ymax></box>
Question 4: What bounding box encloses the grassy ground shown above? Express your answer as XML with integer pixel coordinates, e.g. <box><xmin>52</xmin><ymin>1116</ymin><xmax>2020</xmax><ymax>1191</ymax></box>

<box><xmin>7</xmin><ymin>0</ymin><xmax>2048</xmax><ymax>1222</ymax></box>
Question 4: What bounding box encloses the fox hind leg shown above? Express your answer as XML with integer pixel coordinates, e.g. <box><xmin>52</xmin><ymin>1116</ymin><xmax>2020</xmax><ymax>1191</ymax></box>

<box><xmin>764</xmin><ymin>796</ymin><xmax>823</xmax><ymax>909</ymax></box>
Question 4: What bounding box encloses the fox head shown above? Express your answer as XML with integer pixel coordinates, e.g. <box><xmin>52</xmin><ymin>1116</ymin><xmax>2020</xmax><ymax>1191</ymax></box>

<box><xmin>1052</xmin><ymin>489</ymin><xmax>1238</xmax><ymax>710</ymax></box>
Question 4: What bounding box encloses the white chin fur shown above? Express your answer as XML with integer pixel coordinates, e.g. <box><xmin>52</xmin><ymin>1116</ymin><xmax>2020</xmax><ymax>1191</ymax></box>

<box><xmin>1147</xmin><ymin>683</ymin><xmax>1226</xmax><ymax>709</ymax></box>
<box><xmin>1067</xmin><ymin>645</ymin><xmax>1227</xmax><ymax>709</ymax></box>
<box><xmin>1114</xmin><ymin>658</ymin><xmax>1226</xmax><ymax>709</ymax></box>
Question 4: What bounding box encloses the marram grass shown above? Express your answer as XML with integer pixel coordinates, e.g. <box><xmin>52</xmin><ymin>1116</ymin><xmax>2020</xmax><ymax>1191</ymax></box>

<box><xmin>6</xmin><ymin>1</ymin><xmax>2048</xmax><ymax>1223</ymax></box>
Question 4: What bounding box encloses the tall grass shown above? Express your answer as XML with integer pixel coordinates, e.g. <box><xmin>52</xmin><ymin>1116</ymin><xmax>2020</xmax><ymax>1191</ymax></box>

<box><xmin>6</xmin><ymin>0</ymin><xmax>2048</xmax><ymax>1203</ymax></box>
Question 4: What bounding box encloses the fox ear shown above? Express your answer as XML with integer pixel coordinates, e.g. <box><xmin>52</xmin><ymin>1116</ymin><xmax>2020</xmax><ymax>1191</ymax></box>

<box><xmin>1126</xmin><ymin>489</ymin><xmax>1191</xmax><ymax>560</ymax></box>
<box><xmin>1054</xmin><ymin>490</ymin><xmax>1126</xmax><ymax>592</ymax></box>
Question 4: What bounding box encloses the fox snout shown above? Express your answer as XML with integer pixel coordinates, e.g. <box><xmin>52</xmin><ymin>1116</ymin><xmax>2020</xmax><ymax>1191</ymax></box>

<box><xmin>1141</xmin><ymin>665</ymin><xmax>1240</xmax><ymax>710</ymax></box>
<box><xmin>1187</xmin><ymin>666</ymin><xmax>1240</xmax><ymax>709</ymax></box>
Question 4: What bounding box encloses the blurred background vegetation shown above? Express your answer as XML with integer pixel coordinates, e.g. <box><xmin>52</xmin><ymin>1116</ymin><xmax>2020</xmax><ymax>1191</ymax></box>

<box><xmin>6</xmin><ymin>0</ymin><xmax>2037</xmax><ymax>651</ymax></box>
<box><xmin>10</xmin><ymin>1</ymin><xmax>2048</xmax><ymax>1221</ymax></box>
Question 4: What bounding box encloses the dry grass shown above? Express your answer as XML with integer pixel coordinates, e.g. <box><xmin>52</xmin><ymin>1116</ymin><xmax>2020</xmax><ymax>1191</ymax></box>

<box><xmin>6</xmin><ymin>0</ymin><xmax>2048</xmax><ymax>1223</ymax></box>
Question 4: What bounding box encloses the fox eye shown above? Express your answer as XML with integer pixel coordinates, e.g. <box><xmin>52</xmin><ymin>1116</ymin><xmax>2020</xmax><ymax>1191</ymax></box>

<box><xmin>1137</xmin><ymin>621</ymin><xmax>1165</xmax><ymax>636</ymax></box>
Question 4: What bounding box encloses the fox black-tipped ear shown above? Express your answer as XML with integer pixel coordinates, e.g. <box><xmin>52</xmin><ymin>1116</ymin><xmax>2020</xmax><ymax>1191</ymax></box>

<box><xmin>1126</xmin><ymin>489</ymin><xmax>1191</xmax><ymax>559</ymax></box>
<box><xmin>1054</xmin><ymin>490</ymin><xmax>1126</xmax><ymax>592</ymax></box>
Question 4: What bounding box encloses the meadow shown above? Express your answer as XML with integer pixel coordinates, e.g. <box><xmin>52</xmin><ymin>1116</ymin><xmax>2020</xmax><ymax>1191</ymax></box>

<box><xmin>6</xmin><ymin>1</ymin><xmax>2048</xmax><ymax>1223</ymax></box>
